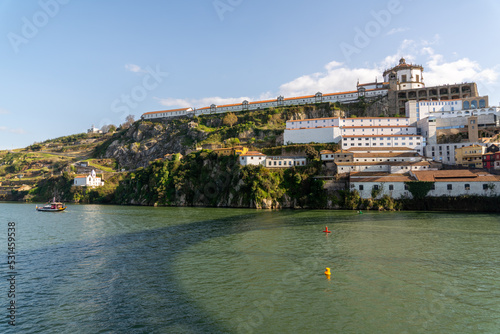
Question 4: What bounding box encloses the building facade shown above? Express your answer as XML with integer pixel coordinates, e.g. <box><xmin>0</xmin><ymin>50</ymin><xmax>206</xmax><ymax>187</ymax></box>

<box><xmin>239</xmin><ymin>151</ymin><xmax>267</xmax><ymax>166</ymax></box>
<box><xmin>73</xmin><ymin>170</ymin><xmax>104</xmax><ymax>188</ymax></box>
<box><xmin>350</xmin><ymin>170</ymin><xmax>500</xmax><ymax>199</ymax></box>
<box><xmin>455</xmin><ymin>145</ymin><xmax>487</xmax><ymax>168</ymax></box>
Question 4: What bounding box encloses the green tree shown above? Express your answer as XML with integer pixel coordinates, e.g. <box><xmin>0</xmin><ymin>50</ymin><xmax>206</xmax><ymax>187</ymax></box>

<box><xmin>405</xmin><ymin>181</ymin><xmax>435</xmax><ymax>199</ymax></box>
<box><xmin>223</xmin><ymin>113</ymin><xmax>238</xmax><ymax>127</ymax></box>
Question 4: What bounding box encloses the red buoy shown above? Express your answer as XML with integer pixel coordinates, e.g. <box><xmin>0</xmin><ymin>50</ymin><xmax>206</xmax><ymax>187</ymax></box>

<box><xmin>323</xmin><ymin>226</ymin><xmax>331</xmax><ymax>233</ymax></box>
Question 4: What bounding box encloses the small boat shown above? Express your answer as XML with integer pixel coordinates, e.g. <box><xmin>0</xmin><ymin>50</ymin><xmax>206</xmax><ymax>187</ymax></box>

<box><xmin>36</xmin><ymin>198</ymin><xmax>67</xmax><ymax>212</ymax></box>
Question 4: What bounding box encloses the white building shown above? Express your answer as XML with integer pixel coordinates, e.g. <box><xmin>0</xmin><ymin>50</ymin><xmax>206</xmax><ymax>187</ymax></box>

<box><xmin>284</xmin><ymin>127</ymin><xmax>338</xmax><ymax>144</ymax></box>
<box><xmin>349</xmin><ymin>170</ymin><xmax>500</xmax><ymax>199</ymax></box>
<box><xmin>383</xmin><ymin>58</ymin><xmax>425</xmax><ymax>90</ymax></box>
<box><xmin>142</xmin><ymin>108</ymin><xmax>193</xmax><ymax>119</ymax></box>
<box><xmin>265</xmin><ymin>156</ymin><xmax>307</xmax><ymax>168</ymax></box>
<box><xmin>284</xmin><ymin>116</ymin><xmax>424</xmax><ymax>153</ymax></box>
<box><xmin>239</xmin><ymin>151</ymin><xmax>267</xmax><ymax>166</ymax></box>
<box><xmin>411</xmin><ymin>170</ymin><xmax>500</xmax><ymax>197</ymax></box>
<box><xmin>350</xmin><ymin>172</ymin><xmax>414</xmax><ymax>199</ymax></box>
<box><xmin>320</xmin><ymin>150</ymin><xmax>336</xmax><ymax>161</ymax></box>
<box><xmin>337</xmin><ymin>160</ymin><xmax>431</xmax><ymax>174</ymax></box>
<box><xmin>141</xmin><ymin>88</ymin><xmax>388</xmax><ymax>121</ymax></box>
<box><xmin>285</xmin><ymin>116</ymin><xmax>423</xmax><ymax>149</ymax></box>
<box><xmin>424</xmin><ymin>142</ymin><xmax>497</xmax><ymax>165</ymax></box>
<box><xmin>405</xmin><ymin>99</ymin><xmax>496</xmax><ymax>125</ymax></box>
<box><xmin>73</xmin><ymin>170</ymin><xmax>104</xmax><ymax>188</ymax></box>
<box><xmin>87</xmin><ymin>124</ymin><xmax>103</xmax><ymax>134</ymax></box>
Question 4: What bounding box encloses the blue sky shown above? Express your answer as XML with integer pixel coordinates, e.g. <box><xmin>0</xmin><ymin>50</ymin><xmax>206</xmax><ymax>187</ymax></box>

<box><xmin>0</xmin><ymin>0</ymin><xmax>499</xmax><ymax>150</ymax></box>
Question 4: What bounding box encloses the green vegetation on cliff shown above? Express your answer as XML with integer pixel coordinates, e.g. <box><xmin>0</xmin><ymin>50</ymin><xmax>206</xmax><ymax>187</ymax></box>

<box><xmin>113</xmin><ymin>150</ymin><xmax>328</xmax><ymax>208</ymax></box>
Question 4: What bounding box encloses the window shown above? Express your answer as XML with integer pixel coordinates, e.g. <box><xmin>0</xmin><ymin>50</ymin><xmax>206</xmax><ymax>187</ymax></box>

<box><xmin>483</xmin><ymin>184</ymin><xmax>489</xmax><ymax>190</ymax></box>
<box><xmin>465</xmin><ymin>184</ymin><xmax>470</xmax><ymax>190</ymax></box>
<box><xmin>404</xmin><ymin>184</ymin><xmax>409</xmax><ymax>190</ymax></box>
<box><xmin>389</xmin><ymin>185</ymin><xmax>394</xmax><ymax>190</ymax></box>
<box><xmin>359</xmin><ymin>185</ymin><xmax>364</xmax><ymax>190</ymax></box>
<box><xmin>447</xmin><ymin>184</ymin><xmax>452</xmax><ymax>190</ymax></box>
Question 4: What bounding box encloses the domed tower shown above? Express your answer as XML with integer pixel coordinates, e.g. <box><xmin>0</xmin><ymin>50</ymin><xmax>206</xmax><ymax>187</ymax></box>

<box><xmin>383</xmin><ymin>58</ymin><xmax>424</xmax><ymax>91</ymax></box>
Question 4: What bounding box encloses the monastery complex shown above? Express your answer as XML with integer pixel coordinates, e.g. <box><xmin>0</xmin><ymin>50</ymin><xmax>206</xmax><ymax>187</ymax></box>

<box><xmin>139</xmin><ymin>58</ymin><xmax>500</xmax><ymax>200</ymax></box>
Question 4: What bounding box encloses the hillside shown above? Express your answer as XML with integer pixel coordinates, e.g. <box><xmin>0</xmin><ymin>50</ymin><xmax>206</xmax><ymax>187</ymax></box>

<box><xmin>1</xmin><ymin>98</ymin><xmax>399</xmax><ymax>208</ymax></box>
<box><xmin>0</xmin><ymin>132</ymin><xmax>115</xmax><ymax>201</ymax></box>
<box><xmin>93</xmin><ymin>102</ymin><xmax>346</xmax><ymax>169</ymax></box>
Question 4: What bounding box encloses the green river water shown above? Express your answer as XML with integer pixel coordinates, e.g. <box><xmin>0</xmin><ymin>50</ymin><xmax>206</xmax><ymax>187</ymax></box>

<box><xmin>0</xmin><ymin>203</ymin><xmax>499</xmax><ymax>333</ymax></box>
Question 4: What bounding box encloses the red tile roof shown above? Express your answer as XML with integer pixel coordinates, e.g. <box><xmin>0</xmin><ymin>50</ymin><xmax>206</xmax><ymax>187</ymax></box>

<box><xmin>412</xmin><ymin>170</ymin><xmax>500</xmax><ymax>182</ymax></box>
<box><xmin>241</xmin><ymin>151</ymin><xmax>266</xmax><ymax>157</ymax></box>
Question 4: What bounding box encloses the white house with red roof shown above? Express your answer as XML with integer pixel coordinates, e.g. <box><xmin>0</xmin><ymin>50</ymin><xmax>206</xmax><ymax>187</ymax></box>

<box><xmin>73</xmin><ymin>170</ymin><xmax>104</xmax><ymax>188</ymax></box>
<box><xmin>350</xmin><ymin>169</ymin><xmax>500</xmax><ymax>199</ymax></box>
<box><xmin>239</xmin><ymin>151</ymin><xmax>267</xmax><ymax>166</ymax></box>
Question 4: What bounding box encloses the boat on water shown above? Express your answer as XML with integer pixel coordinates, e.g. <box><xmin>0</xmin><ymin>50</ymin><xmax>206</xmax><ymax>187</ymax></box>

<box><xmin>36</xmin><ymin>198</ymin><xmax>67</xmax><ymax>212</ymax></box>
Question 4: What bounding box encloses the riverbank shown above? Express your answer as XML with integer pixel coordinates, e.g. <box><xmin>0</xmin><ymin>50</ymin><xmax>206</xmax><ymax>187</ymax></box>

<box><xmin>4</xmin><ymin>151</ymin><xmax>500</xmax><ymax>212</ymax></box>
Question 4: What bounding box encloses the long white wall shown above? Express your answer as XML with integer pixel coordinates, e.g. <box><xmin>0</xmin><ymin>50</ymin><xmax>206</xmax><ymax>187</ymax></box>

<box><xmin>284</xmin><ymin>127</ymin><xmax>339</xmax><ymax>144</ymax></box>
<box><xmin>351</xmin><ymin>179</ymin><xmax>500</xmax><ymax>199</ymax></box>
<box><xmin>142</xmin><ymin>88</ymin><xmax>389</xmax><ymax>120</ymax></box>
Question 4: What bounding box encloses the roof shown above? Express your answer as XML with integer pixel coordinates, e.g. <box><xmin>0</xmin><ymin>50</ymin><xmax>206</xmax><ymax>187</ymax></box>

<box><xmin>353</xmin><ymin>152</ymin><xmax>421</xmax><ymax>158</ymax></box>
<box><xmin>240</xmin><ymin>151</ymin><xmax>266</xmax><ymax>157</ymax></box>
<box><xmin>285</xmin><ymin>126</ymin><xmax>336</xmax><ymax>131</ymax></box>
<box><xmin>142</xmin><ymin>108</ymin><xmax>190</xmax><ymax>116</ymax></box>
<box><xmin>350</xmin><ymin>172</ymin><xmax>414</xmax><ymax>182</ymax></box>
<box><xmin>322</xmin><ymin>90</ymin><xmax>358</xmax><ymax>97</ymax></box>
<box><xmin>320</xmin><ymin>150</ymin><xmax>336</xmax><ymax>154</ymax></box>
<box><xmin>416</xmin><ymin>98</ymin><xmax>462</xmax><ymax>103</ymax></box>
<box><xmin>287</xmin><ymin>117</ymin><xmax>336</xmax><ymax>123</ymax></box>
<box><xmin>357</xmin><ymin>82</ymin><xmax>389</xmax><ymax>87</ymax></box>
<box><xmin>249</xmin><ymin>99</ymin><xmax>276</xmax><ymax>105</ymax></box>
<box><xmin>336</xmin><ymin>161</ymin><xmax>429</xmax><ymax>167</ymax></box>
<box><xmin>412</xmin><ymin>170</ymin><xmax>500</xmax><ymax>182</ymax></box>
<box><xmin>287</xmin><ymin>116</ymin><xmax>411</xmax><ymax>124</ymax></box>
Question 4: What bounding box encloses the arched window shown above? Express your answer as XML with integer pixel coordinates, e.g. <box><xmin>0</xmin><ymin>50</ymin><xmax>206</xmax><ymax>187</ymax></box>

<box><xmin>479</xmin><ymin>99</ymin><xmax>486</xmax><ymax>108</ymax></box>
<box><xmin>463</xmin><ymin>101</ymin><xmax>470</xmax><ymax>109</ymax></box>
<box><xmin>471</xmin><ymin>100</ymin><xmax>478</xmax><ymax>109</ymax></box>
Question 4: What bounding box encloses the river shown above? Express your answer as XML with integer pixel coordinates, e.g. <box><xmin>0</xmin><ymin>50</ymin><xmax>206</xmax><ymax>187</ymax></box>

<box><xmin>0</xmin><ymin>203</ymin><xmax>499</xmax><ymax>333</ymax></box>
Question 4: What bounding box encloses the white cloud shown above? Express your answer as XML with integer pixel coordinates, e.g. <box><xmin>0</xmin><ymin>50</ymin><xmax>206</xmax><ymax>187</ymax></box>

<box><xmin>156</xmin><ymin>92</ymin><xmax>274</xmax><ymax>109</ymax></box>
<box><xmin>0</xmin><ymin>108</ymin><xmax>10</xmax><ymax>115</ymax></box>
<box><xmin>386</xmin><ymin>27</ymin><xmax>409</xmax><ymax>36</ymax></box>
<box><xmin>423</xmin><ymin>52</ymin><xmax>499</xmax><ymax>86</ymax></box>
<box><xmin>278</xmin><ymin>63</ymin><xmax>380</xmax><ymax>97</ymax></box>
<box><xmin>0</xmin><ymin>126</ymin><xmax>25</xmax><ymax>134</ymax></box>
<box><xmin>125</xmin><ymin>64</ymin><xmax>143</xmax><ymax>73</ymax></box>
<box><xmin>154</xmin><ymin>39</ymin><xmax>499</xmax><ymax>109</ymax></box>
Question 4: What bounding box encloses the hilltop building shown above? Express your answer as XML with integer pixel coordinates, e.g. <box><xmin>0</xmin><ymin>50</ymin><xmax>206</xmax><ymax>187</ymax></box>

<box><xmin>140</xmin><ymin>58</ymin><xmax>482</xmax><ymax>121</ymax></box>
<box><xmin>88</xmin><ymin>124</ymin><xmax>103</xmax><ymax>134</ymax></box>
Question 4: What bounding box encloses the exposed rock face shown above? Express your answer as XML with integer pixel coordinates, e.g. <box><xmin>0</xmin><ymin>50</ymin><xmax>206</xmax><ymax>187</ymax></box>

<box><xmin>102</xmin><ymin>121</ymin><xmax>207</xmax><ymax>169</ymax></box>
